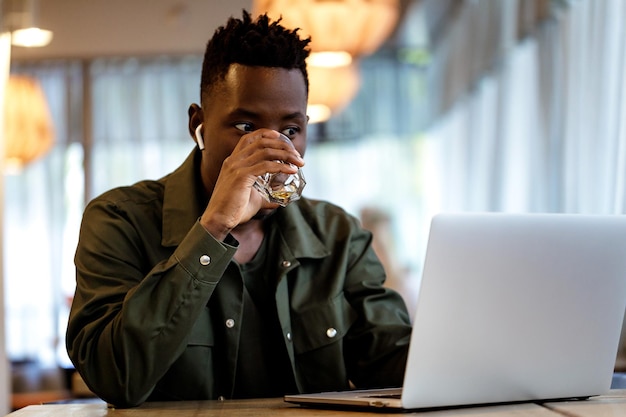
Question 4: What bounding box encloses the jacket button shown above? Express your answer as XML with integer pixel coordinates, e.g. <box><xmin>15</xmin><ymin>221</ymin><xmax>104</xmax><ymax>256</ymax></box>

<box><xmin>326</xmin><ymin>328</ymin><xmax>337</xmax><ymax>338</ymax></box>
<box><xmin>281</xmin><ymin>260</ymin><xmax>291</xmax><ymax>268</ymax></box>
<box><xmin>225</xmin><ymin>319</ymin><xmax>235</xmax><ymax>328</ymax></box>
<box><xmin>286</xmin><ymin>332</ymin><xmax>292</xmax><ymax>341</ymax></box>
<box><xmin>199</xmin><ymin>255</ymin><xmax>211</xmax><ymax>265</ymax></box>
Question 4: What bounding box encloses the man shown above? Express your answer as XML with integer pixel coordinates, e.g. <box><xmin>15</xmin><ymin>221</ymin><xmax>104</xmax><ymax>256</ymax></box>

<box><xmin>66</xmin><ymin>10</ymin><xmax>412</xmax><ymax>408</ymax></box>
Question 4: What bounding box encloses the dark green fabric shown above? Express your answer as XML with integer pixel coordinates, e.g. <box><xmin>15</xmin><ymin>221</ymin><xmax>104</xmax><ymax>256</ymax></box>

<box><xmin>233</xmin><ymin>229</ymin><xmax>297</xmax><ymax>398</ymax></box>
<box><xmin>66</xmin><ymin>148</ymin><xmax>412</xmax><ymax>408</ymax></box>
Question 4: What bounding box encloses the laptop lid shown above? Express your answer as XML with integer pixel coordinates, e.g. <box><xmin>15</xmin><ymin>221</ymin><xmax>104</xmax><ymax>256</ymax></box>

<box><xmin>286</xmin><ymin>213</ymin><xmax>626</xmax><ymax>410</ymax></box>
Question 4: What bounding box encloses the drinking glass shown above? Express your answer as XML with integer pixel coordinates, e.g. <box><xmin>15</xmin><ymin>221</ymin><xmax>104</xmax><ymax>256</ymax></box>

<box><xmin>253</xmin><ymin>134</ymin><xmax>306</xmax><ymax>206</ymax></box>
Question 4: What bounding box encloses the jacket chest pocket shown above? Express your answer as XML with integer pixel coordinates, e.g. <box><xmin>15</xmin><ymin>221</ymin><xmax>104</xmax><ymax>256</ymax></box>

<box><xmin>291</xmin><ymin>293</ymin><xmax>357</xmax><ymax>354</ymax></box>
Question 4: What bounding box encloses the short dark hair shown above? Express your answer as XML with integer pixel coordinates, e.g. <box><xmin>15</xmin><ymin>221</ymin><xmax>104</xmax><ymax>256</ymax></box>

<box><xmin>200</xmin><ymin>10</ymin><xmax>311</xmax><ymax>104</ymax></box>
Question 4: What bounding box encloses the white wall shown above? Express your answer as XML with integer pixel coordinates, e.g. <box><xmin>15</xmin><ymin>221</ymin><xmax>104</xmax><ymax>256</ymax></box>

<box><xmin>1</xmin><ymin>30</ymin><xmax>12</xmax><ymax>417</ymax></box>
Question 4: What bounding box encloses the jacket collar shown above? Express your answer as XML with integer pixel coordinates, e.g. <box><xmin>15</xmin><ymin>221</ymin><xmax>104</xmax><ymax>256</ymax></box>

<box><xmin>161</xmin><ymin>148</ymin><xmax>205</xmax><ymax>247</ymax></box>
<box><xmin>161</xmin><ymin>148</ymin><xmax>330</xmax><ymax>260</ymax></box>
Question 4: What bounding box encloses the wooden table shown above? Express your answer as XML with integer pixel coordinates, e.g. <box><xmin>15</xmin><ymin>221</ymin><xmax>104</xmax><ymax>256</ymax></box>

<box><xmin>5</xmin><ymin>391</ymin><xmax>626</xmax><ymax>417</ymax></box>
<box><xmin>543</xmin><ymin>389</ymin><xmax>626</xmax><ymax>417</ymax></box>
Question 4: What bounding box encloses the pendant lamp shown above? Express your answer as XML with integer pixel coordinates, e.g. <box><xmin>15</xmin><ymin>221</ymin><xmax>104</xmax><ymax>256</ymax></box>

<box><xmin>253</xmin><ymin>0</ymin><xmax>400</xmax><ymax>123</ymax></box>
<box><xmin>3</xmin><ymin>75</ymin><xmax>54</xmax><ymax>172</ymax></box>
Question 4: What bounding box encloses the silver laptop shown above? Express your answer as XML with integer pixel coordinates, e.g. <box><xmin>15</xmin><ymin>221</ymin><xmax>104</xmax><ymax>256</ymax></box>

<box><xmin>285</xmin><ymin>213</ymin><xmax>626</xmax><ymax>410</ymax></box>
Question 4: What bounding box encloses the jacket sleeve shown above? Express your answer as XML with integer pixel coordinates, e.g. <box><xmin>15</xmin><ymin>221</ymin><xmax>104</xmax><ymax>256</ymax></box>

<box><xmin>66</xmin><ymin>198</ymin><xmax>236</xmax><ymax>407</ymax></box>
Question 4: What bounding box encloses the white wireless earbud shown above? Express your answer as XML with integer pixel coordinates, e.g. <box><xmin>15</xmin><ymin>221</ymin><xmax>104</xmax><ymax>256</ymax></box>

<box><xmin>194</xmin><ymin>124</ymin><xmax>205</xmax><ymax>150</ymax></box>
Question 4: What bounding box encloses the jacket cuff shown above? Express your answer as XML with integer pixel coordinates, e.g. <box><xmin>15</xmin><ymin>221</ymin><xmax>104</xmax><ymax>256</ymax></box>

<box><xmin>173</xmin><ymin>220</ymin><xmax>238</xmax><ymax>284</ymax></box>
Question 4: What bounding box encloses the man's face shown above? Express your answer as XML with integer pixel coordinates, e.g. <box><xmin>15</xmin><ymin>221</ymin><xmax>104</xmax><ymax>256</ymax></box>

<box><xmin>200</xmin><ymin>64</ymin><xmax>308</xmax><ymax>194</ymax></box>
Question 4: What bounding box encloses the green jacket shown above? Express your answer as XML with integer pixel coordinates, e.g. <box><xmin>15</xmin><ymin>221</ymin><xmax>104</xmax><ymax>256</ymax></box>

<box><xmin>67</xmin><ymin>149</ymin><xmax>412</xmax><ymax>407</ymax></box>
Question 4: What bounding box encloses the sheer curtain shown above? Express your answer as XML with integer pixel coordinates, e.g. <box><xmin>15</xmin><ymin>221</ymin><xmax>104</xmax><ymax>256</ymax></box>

<box><xmin>415</xmin><ymin>0</ymin><xmax>626</xmax><ymax>370</ymax></box>
<box><xmin>422</xmin><ymin>0</ymin><xmax>626</xmax><ymax>216</ymax></box>
<box><xmin>89</xmin><ymin>56</ymin><xmax>202</xmax><ymax>198</ymax></box>
<box><xmin>4</xmin><ymin>61</ymin><xmax>83</xmax><ymax>366</ymax></box>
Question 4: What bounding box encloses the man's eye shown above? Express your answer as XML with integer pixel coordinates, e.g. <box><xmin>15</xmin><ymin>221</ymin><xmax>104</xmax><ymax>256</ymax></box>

<box><xmin>281</xmin><ymin>127</ymin><xmax>298</xmax><ymax>138</ymax></box>
<box><xmin>234</xmin><ymin>123</ymin><xmax>253</xmax><ymax>132</ymax></box>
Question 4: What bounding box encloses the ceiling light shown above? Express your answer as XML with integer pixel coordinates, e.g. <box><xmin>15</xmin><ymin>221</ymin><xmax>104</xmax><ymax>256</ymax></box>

<box><xmin>11</xmin><ymin>27</ymin><xmax>52</xmax><ymax>47</ymax></box>
<box><xmin>2</xmin><ymin>0</ymin><xmax>53</xmax><ymax>48</ymax></box>
<box><xmin>307</xmin><ymin>51</ymin><xmax>352</xmax><ymax>68</ymax></box>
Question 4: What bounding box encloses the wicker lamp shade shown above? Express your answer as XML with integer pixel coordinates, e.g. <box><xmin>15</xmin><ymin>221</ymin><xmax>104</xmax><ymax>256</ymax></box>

<box><xmin>252</xmin><ymin>0</ymin><xmax>400</xmax><ymax>123</ymax></box>
<box><xmin>3</xmin><ymin>75</ymin><xmax>54</xmax><ymax>170</ymax></box>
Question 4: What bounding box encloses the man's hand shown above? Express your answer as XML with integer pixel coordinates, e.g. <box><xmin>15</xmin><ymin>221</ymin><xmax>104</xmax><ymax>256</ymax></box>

<box><xmin>199</xmin><ymin>129</ymin><xmax>304</xmax><ymax>240</ymax></box>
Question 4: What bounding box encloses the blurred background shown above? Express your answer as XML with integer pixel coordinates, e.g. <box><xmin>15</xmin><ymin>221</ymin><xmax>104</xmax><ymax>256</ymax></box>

<box><xmin>1</xmin><ymin>0</ymin><xmax>625</xmax><ymax>412</ymax></box>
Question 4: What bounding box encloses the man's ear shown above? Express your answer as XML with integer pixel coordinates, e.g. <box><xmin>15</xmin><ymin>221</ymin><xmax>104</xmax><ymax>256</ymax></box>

<box><xmin>188</xmin><ymin>103</ymin><xmax>203</xmax><ymax>139</ymax></box>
